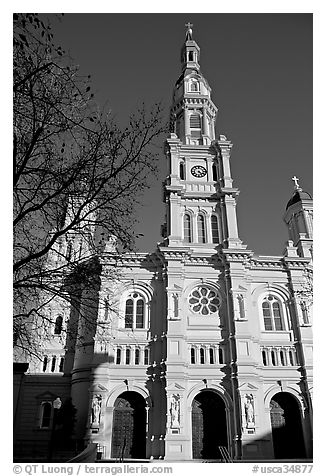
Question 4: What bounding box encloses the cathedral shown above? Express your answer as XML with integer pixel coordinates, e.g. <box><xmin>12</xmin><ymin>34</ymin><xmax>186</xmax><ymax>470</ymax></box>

<box><xmin>13</xmin><ymin>24</ymin><xmax>313</xmax><ymax>462</ymax></box>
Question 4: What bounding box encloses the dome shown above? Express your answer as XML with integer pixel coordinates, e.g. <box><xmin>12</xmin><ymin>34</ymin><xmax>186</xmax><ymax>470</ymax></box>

<box><xmin>286</xmin><ymin>189</ymin><xmax>313</xmax><ymax>210</ymax></box>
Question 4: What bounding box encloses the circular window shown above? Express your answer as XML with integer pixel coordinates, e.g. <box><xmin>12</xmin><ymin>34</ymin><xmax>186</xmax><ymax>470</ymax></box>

<box><xmin>188</xmin><ymin>286</ymin><xmax>220</xmax><ymax>315</ymax></box>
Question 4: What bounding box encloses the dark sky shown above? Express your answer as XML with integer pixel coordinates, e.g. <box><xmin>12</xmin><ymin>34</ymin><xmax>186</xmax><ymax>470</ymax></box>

<box><xmin>50</xmin><ymin>13</ymin><xmax>312</xmax><ymax>256</ymax></box>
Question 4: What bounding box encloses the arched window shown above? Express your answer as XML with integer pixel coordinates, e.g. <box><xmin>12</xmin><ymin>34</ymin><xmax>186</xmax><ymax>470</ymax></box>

<box><xmin>211</xmin><ymin>215</ymin><xmax>219</xmax><ymax>243</ymax></box>
<box><xmin>209</xmin><ymin>348</ymin><xmax>215</xmax><ymax>364</ymax></box>
<box><xmin>124</xmin><ymin>293</ymin><xmax>146</xmax><ymax>329</ymax></box>
<box><xmin>144</xmin><ymin>347</ymin><xmax>150</xmax><ymax>366</ymax></box>
<box><xmin>262</xmin><ymin>350</ymin><xmax>267</xmax><ymax>366</ymax></box>
<box><xmin>271</xmin><ymin>350</ymin><xmax>276</xmax><ymax>366</ymax></box>
<box><xmin>190</xmin><ymin>81</ymin><xmax>199</xmax><ymax>92</ymax></box>
<box><xmin>42</xmin><ymin>356</ymin><xmax>48</xmax><ymax>373</ymax></box>
<box><xmin>218</xmin><ymin>347</ymin><xmax>224</xmax><ymax>364</ymax></box>
<box><xmin>59</xmin><ymin>357</ymin><xmax>64</xmax><ymax>373</ymax></box>
<box><xmin>135</xmin><ymin>348</ymin><xmax>140</xmax><ymax>365</ymax></box>
<box><xmin>40</xmin><ymin>402</ymin><xmax>52</xmax><ymax>428</ymax></box>
<box><xmin>197</xmin><ymin>214</ymin><xmax>206</xmax><ymax>243</ymax></box>
<box><xmin>179</xmin><ymin>162</ymin><xmax>185</xmax><ymax>180</ymax></box>
<box><xmin>190</xmin><ymin>347</ymin><xmax>196</xmax><ymax>364</ymax></box>
<box><xmin>116</xmin><ymin>348</ymin><xmax>121</xmax><ymax>365</ymax></box>
<box><xmin>200</xmin><ymin>348</ymin><xmax>205</xmax><ymax>364</ymax></box>
<box><xmin>280</xmin><ymin>350</ymin><xmax>285</xmax><ymax>366</ymax></box>
<box><xmin>66</xmin><ymin>242</ymin><xmax>72</xmax><ymax>261</ymax></box>
<box><xmin>262</xmin><ymin>296</ymin><xmax>284</xmax><ymax>331</ymax></box>
<box><xmin>51</xmin><ymin>356</ymin><xmax>56</xmax><ymax>372</ymax></box>
<box><xmin>126</xmin><ymin>348</ymin><xmax>131</xmax><ymax>365</ymax></box>
<box><xmin>136</xmin><ymin>300</ymin><xmax>144</xmax><ymax>328</ymax></box>
<box><xmin>184</xmin><ymin>213</ymin><xmax>191</xmax><ymax>243</ymax></box>
<box><xmin>289</xmin><ymin>350</ymin><xmax>296</xmax><ymax>366</ymax></box>
<box><xmin>125</xmin><ymin>299</ymin><xmax>133</xmax><ymax>328</ymax></box>
<box><xmin>54</xmin><ymin>315</ymin><xmax>63</xmax><ymax>335</ymax></box>
<box><xmin>212</xmin><ymin>163</ymin><xmax>218</xmax><ymax>182</ymax></box>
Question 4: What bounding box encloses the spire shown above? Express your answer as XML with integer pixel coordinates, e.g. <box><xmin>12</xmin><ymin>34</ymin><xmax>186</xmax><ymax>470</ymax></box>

<box><xmin>181</xmin><ymin>22</ymin><xmax>200</xmax><ymax>72</ymax></box>
<box><xmin>185</xmin><ymin>22</ymin><xmax>193</xmax><ymax>40</ymax></box>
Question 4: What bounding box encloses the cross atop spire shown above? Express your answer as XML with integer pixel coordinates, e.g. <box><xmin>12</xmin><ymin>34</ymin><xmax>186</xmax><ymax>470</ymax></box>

<box><xmin>292</xmin><ymin>175</ymin><xmax>301</xmax><ymax>190</ymax></box>
<box><xmin>185</xmin><ymin>22</ymin><xmax>193</xmax><ymax>40</ymax></box>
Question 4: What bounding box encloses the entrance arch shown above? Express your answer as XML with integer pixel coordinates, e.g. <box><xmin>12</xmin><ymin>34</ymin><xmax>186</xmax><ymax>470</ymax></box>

<box><xmin>111</xmin><ymin>391</ymin><xmax>146</xmax><ymax>460</ymax></box>
<box><xmin>270</xmin><ymin>392</ymin><xmax>306</xmax><ymax>459</ymax></box>
<box><xmin>191</xmin><ymin>390</ymin><xmax>228</xmax><ymax>459</ymax></box>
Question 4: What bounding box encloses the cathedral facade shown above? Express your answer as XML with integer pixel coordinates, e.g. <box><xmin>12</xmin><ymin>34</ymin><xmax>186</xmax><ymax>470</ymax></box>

<box><xmin>13</xmin><ymin>26</ymin><xmax>313</xmax><ymax>462</ymax></box>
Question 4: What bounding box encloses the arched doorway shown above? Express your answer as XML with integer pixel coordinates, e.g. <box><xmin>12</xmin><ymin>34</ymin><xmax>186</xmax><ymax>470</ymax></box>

<box><xmin>111</xmin><ymin>391</ymin><xmax>146</xmax><ymax>460</ymax></box>
<box><xmin>192</xmin><ymin>390</ymin><xmax>228</xmax><ymax>459</ymax></box>
<box><xmin>270</xmin><ymin>392</ymin><xmax>306</xmax><ymax>459</ymax></box>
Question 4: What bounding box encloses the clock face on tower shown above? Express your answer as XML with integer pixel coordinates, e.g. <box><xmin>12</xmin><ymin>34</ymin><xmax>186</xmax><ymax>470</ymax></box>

<box><xmin>191</xmin><ymin>165</ymin><xmax>207</xmax><ymax>178</ymax></box>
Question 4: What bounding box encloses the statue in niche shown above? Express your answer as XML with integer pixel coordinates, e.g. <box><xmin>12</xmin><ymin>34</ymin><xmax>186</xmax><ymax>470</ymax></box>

<box><xmin>105</xmin><ymin>235</ymin><xmax>117</xmax><ymax>253</ymax></box>
<box><xmin>91</xmin><ymin>395</ymin><xmax>102</xmax><ymax>426</ymax></box>
<box><xmin>300</xmin><ymin>300</ymin><xmax>311</xmax><ymax>324</ymax></box>
<box><xmin>170</xmin><ymin>394</ymin><xmax>180</xmax><ymax>428</ymax></box>
<box><xmin>172</xmin><ymin>293</ymin><xmax>179</xmax><ymax>318</ymax></box>
<box><xmin>244</xmin><ymin>394</ymin><xmax>255</xmax><ymax>428</ymax></box>
<box><xmin>237</xmin><ymin>294</ymin><xmax>245</xmax><ymax>319</ymax></box>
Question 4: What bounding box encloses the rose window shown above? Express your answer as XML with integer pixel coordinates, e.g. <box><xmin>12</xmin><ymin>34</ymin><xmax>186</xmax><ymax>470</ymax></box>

<box><xmin>188</xmin><ymin>286</ymin><xmax>220</xmax><ymax>315</ymax></box>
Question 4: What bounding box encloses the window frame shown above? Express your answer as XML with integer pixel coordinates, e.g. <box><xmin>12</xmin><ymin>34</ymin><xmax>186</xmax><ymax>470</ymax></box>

<box><xmin>179</xmin><ymin>161</ymin><xmax>185</xmax><ymax>180</ymax></box>
<box><xmin>190</xmin><ymin>347</ymin><xmax>196</xmax><ymax>364</ymax></box>
<box><xmin>261</xmin><ymin>295</ymin><xmax>286</xmax><ymax>332</ymax></box>
<box><xmin>125</xmin><ymin>348</ymin><xmax>131</xmax><ymax>365</ymax></box>
<box><xmin>188</xmin><ymin>285</ymin><xmax>221</xmax><ymax>316</ymax></box>
<box><xmin>123</xmin><ymin>293</ymin><xmax>147</xmax><ymax>329</ymax></box>
<box><xmin>197</xmin><ymin>213</ymin><xmax>206</xmax><ymax>243</ymax></box>
<box><xmin>54</xmin><ymin>315</ymin><xmax>63</xmax><ymax>335</ymax></box>
<box><xmin>209</xmin><ymin>347</ymin><xmax>215</xmax><ymax>364</ymax></box>
<box><xmin>189</xmin><ymin>80</ymin><xmax>199</xmax><ymax>92</ymax></box>
<box><xmin>39</xmin><ymin>401</ymin><xmax>52</xmax><ymax>429</ymax></box>
<box><xmin>199</xmin><ymin>347</ymin><xmax>205</xmax><ymax>364</ymax></box>
<box><xmin>144</xmin><ymin>347</ymin><xmax>150</xmax><ymax>366</ymax></box>
<box><xmin>135</xmin><ymin>348</ymin><xmax>140</xmax><ymax>365</ymax></box>
<box><xmin>116</xmin><ymin>347</ymin><xmax>121</xmax><ymax>365</ymax></box>
<box><xmin>189</xmin><ymin>113</ymin><xmax>202</xmax><ymax>138</ymax></box>
<box><xmin>212</xmin><ymin>162</ymin><xmax>218</xmax><ymax>182</ymax></box>
<box><xmin>183</xmin><ymin>212</ymin><xmax>192</xmax><ymax>243</ymax></box>
<box><xmin>211</xmin><ymin>214</ymin><xmax>219</xmax><ymax>244</ymax></box>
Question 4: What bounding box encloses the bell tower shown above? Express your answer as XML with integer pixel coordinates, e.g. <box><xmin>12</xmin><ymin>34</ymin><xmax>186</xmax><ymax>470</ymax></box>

<box><xmin>162</xmin><ymin>23</ymin><xmax>245</xmax><ymax>251</ymax></box>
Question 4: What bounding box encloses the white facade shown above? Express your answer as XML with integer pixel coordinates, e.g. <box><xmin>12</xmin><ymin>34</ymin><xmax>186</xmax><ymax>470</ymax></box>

<box><xmin>14</xmin><ymin>26</ymin><xmax>313</xmax><ymax>462</ymax></box>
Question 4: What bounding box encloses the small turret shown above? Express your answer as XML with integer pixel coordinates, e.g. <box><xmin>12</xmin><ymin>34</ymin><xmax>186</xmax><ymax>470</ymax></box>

<box><xmin>284</xmin><ymin>176</ymin><xmax>313</xmax><ymax>259</ymax></box>
<box><xmin>180</xmin><ymin>22</ymin><xmax>201</xmax><ymax>72</ymax></box>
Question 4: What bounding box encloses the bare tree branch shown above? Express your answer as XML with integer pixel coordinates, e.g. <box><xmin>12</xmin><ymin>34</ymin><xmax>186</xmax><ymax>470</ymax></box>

<box><xmin>13</xmin><ymin>13</ymin><xmax>168</xmax><ymax>357</ymax></box>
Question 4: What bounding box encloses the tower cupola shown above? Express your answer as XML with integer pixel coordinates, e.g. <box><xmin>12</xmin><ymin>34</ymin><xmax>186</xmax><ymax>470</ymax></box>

<box><xmin>170</xmin><ymin>23</ymin><xmax>218</xmax><ymax>146</ymax></box>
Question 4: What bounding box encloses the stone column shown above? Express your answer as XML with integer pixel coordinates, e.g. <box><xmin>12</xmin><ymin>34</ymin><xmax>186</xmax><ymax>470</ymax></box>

<box><xmin>184</xmin><ymin>108</ymin><xmax>190</xmax><ymax>141</ymax></box>
<box><xmin>202</xmin><ymin>108</ymin><xmax>209</xmax><ymax>144</ymax></box>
